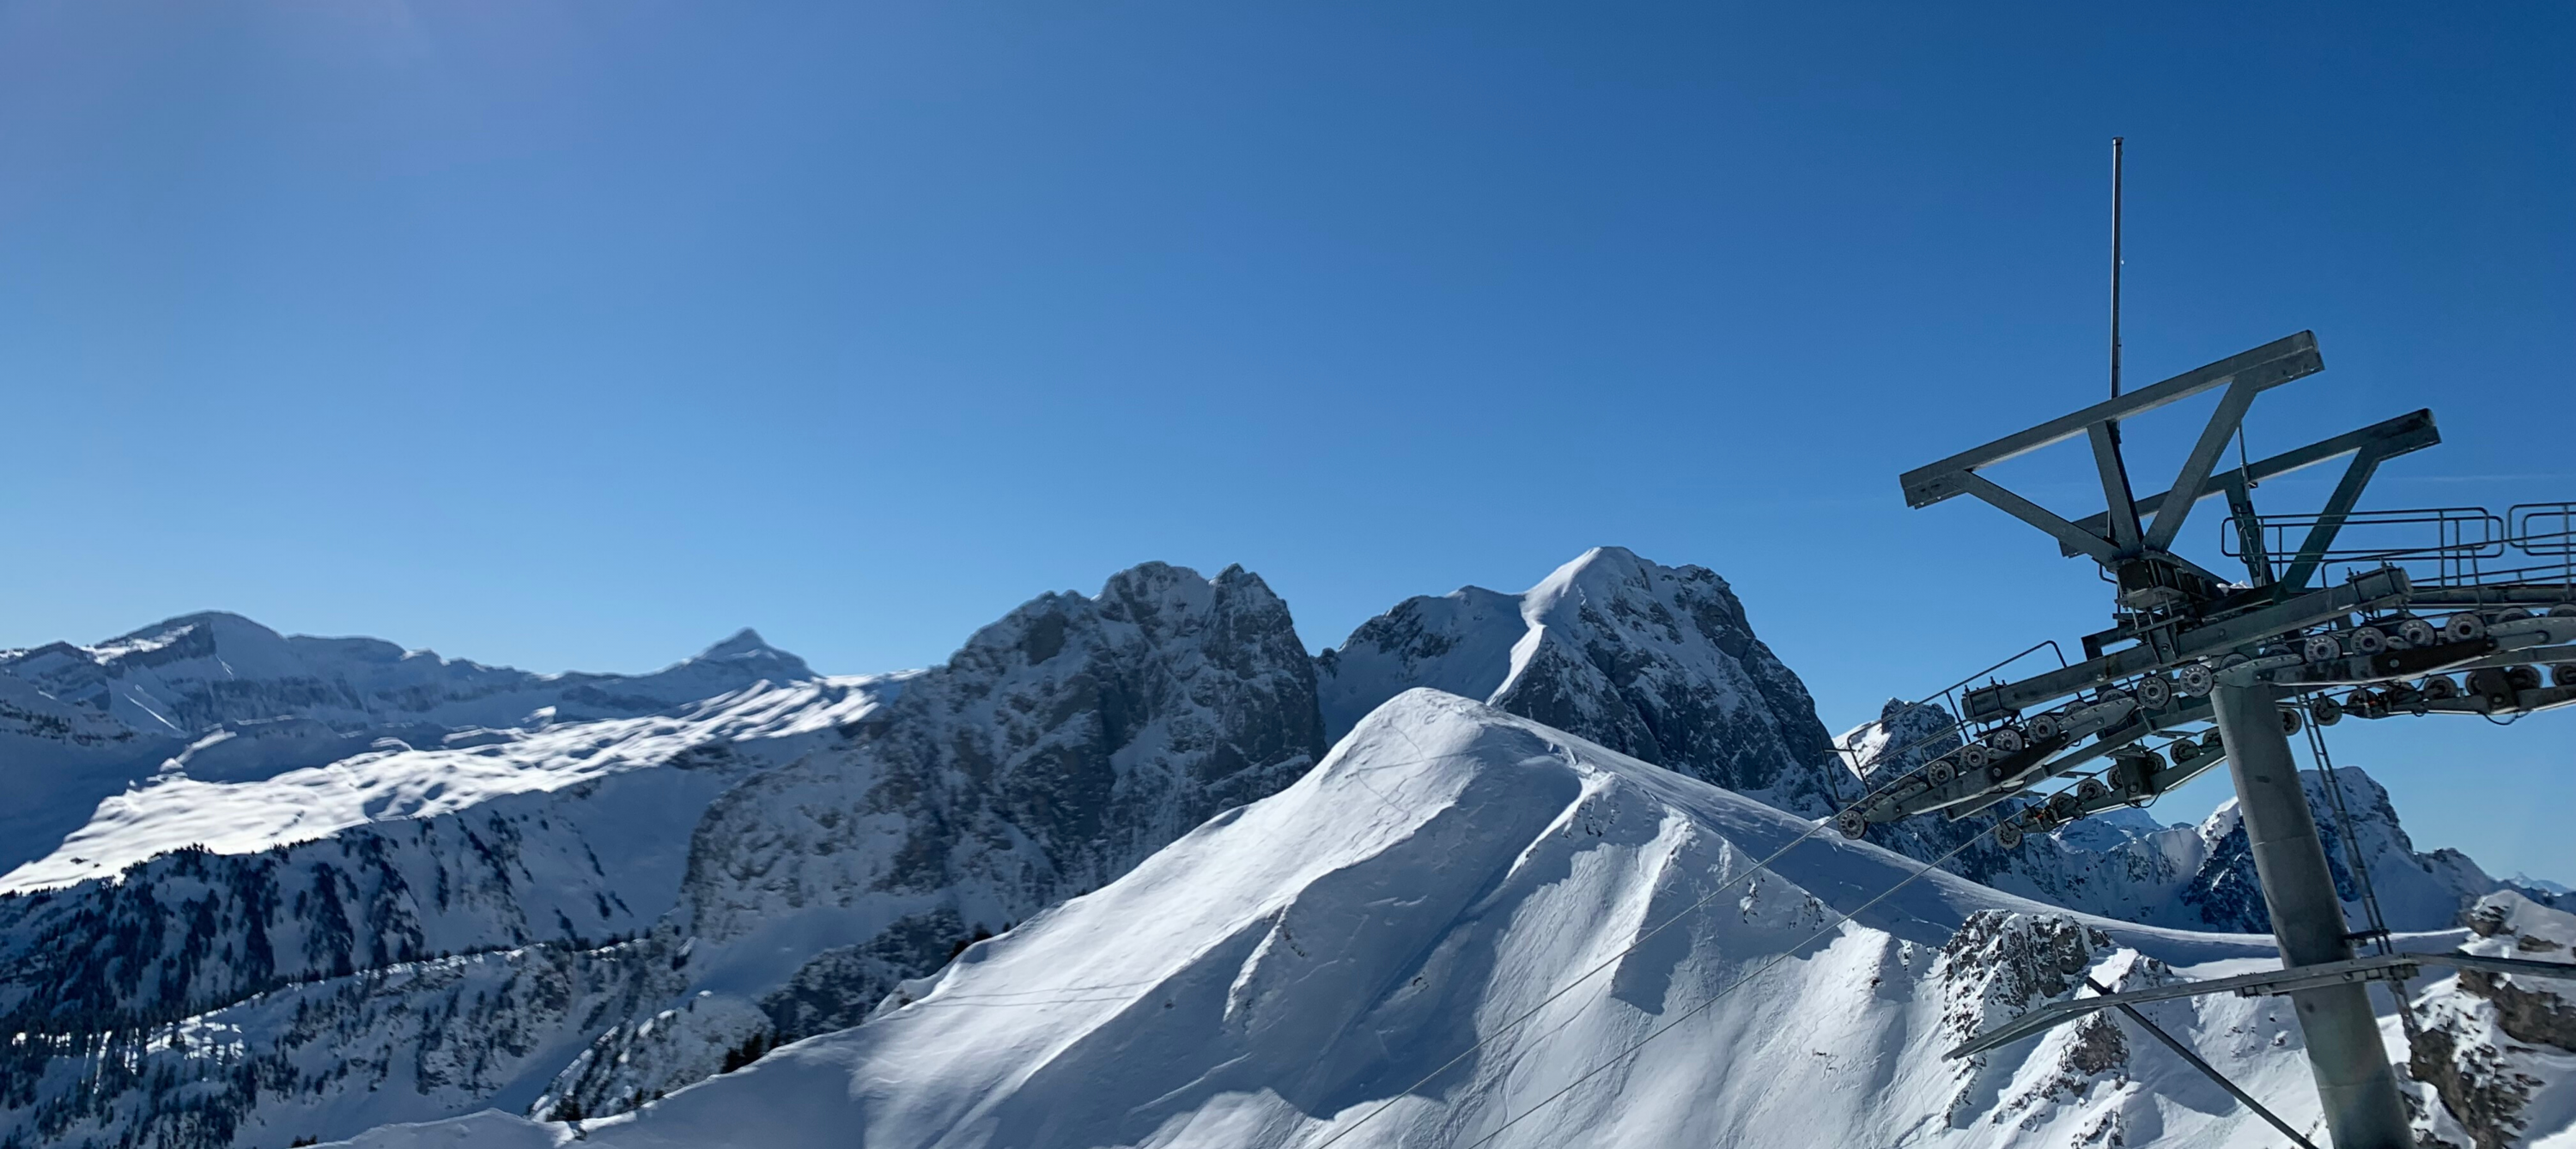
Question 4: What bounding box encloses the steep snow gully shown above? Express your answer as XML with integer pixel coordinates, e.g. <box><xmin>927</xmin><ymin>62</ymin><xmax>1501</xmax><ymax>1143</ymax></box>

<box><xmin>0</xmin><ymin>548</ymin><xmax>2564</xmax><ymax>1148</ymax></box>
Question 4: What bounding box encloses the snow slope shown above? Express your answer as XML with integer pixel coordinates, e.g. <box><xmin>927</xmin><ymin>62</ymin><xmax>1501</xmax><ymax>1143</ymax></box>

<box><xmin>337</xmin><ymin>690</ymin><xmax>2500</xmax><ymax>1149</ymax></box>
<box><xmin>0</xmin><ymin>619</ymin><xmax>823</xmax><ymax>880</ymax></box>
<box><xmin>0</xmin><ymin>673</ymin><xmax>904</xmax><ymax>894</ymax></box>
<box><xmin>0</xmin><ymin>562</ymin><xmax>1330</xmax><ymax>1149</ymax></box>
<box><xmin>0</xmin><ymin>673</ymin><xmax>908</xmax><ymax>1032</ymax></box>
<box><xmin>1315</xmin><ymin>546</ymin><xmax>2532</xmax><ymax>936</ymax></box>
<box><xmin>0</xmin><ymin>613</ymin><xmax>814</xmax><ymax>739</ymax></box>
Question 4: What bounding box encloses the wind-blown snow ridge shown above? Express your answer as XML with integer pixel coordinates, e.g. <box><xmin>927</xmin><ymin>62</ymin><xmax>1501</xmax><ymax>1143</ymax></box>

<box><xmin>336</xmin><ymin>690</ymin><xmax>2400</xmax><ymax>1149</ymax></box>
<box><xmin>0</xmin><ymin>674</ymin><xmax>910</xmax><ymax>893</ymax></box>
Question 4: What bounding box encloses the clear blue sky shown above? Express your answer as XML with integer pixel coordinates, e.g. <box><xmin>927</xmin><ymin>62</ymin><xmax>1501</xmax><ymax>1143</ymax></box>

<box><xmin>4</xmin><ymin>2</ymin><xmax>2570</xmax><ymax>878</ymax></box>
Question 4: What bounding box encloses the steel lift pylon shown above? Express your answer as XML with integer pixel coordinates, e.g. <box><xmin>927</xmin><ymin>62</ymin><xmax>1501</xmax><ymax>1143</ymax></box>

<box><xmin>1850</xmin><ymin>331</ymin><xmax>2576</xmax><ymax>1149</ymax></box>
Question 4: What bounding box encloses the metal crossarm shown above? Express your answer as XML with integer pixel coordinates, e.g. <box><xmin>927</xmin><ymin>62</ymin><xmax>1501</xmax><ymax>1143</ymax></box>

<box><xmin>2061</xmin><ymin>410</ymin><xmax>2441</xmax><ymax>558</ymax></box>
<box><xmin>1900</xmin><ymin>332</ymin><xmax>2322</xmax><ymax>514</ymax></box>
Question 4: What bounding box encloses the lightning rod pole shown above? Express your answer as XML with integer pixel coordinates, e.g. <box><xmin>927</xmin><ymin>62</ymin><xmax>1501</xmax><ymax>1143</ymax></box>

<box><xmin>2111</xmin><ymin>137</ymin><xmax>2123</xmax><ymax>400</ymax></box>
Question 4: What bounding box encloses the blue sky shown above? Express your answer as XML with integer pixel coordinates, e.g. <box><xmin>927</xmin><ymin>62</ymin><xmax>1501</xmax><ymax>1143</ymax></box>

<box><xmin>3</xmin><ymin>1</ymin><xmax>2570</xmax><ymax>877</ymax></box>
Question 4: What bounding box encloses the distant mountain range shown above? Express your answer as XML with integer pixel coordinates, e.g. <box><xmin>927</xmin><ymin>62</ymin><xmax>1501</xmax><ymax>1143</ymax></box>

<box><xmin>0</xmin><ymin>550</ymin><xmax>2564</xmax><ymax>1148</ymax></box>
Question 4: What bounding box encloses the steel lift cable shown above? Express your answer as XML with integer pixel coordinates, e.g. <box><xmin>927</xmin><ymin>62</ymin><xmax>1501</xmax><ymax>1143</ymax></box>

<box><xmin>1305</xmin><ymin>746</ymin><xmax>2042</xmax><ymax>1149</ymax></box>
<box><xmin>2080</xmin><ymin>975</ymin><xmax>2322</xmax><ymax>1149</ymax></box>
<box><xmin>2302</xmin><ymin>713</ymin><xmax>2427</xmax><ymax>1048</ymax></box>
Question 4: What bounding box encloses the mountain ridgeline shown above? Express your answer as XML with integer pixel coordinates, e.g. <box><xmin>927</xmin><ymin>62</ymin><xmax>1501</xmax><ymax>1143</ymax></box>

<box><xmin>0</xmin><ymin>549</ymin><xmax>2556</xmax><ymax>1148</ymax></box>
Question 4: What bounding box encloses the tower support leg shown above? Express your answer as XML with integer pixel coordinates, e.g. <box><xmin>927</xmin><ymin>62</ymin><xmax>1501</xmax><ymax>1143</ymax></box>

<box><xmin>2212</xmin><ymin>681</ymin><xmax>2411</xmax><ymax>1149</ymax></box>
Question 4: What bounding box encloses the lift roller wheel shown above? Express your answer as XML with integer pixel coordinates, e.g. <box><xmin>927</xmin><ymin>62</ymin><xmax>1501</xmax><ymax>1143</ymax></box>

<box><xmin>1834</xmin><ymin>810</ymin><xmax>1867</xmax><ymax>840</ymax></box>
<box><xmin>2027</xmin><ymin>714</ymin><xmax>2063</xmax><ymax>741</ymax></box>
<box><xmin>2308</xmin><ymin>694</ymin><xmax>2343</xmax><ymax>726</ymax></box>
<box><xmin>2557</xmin><ymin>664</ymin><xmax>2576</xmax><ymax>690</ymax></box>
<box><xmin>2419</xmin><ymin>675</ymin><xmax>2458</xmax><ymax>702</ymax></box>
<box><xmin>2397</xmin><ymin>617</ymin><xmax>2439</xmax><ymax>647</ymax></box>
<box><xmin>1990</xmin><ymin>726</ymin><xmax>2026</xmax><ymax>754</ymax></box>
<box><xmin>2171</xmin><ymin>735</ymin><xmax>2203</xmax><ymax>763</ymax></box>
<box><xmin>1927</xmin><ymin>760</ymin><xmax>1956</xmax><ymax>785</ymax></box>
<box><xmin>2046</xmin><ymin>789</ymin><xmax>2081</xmax><ymax>822</ymax></box>
<box><xmin>2136</xmin><ymin>675</ymin><xmax>2173</xmax><ymax>710</ymax></box>
<box><xmin>2303</xmin><ymin>634</ymin><xmax>2342</xmax><ymax>664</ymax></box>
<box><xmin>2506</xmin><ymin>666</ymin><xmax>2543</xmax><ymax>692</ymax></box>
<box><xmin>2177</xmin><ymin>663</ymin><xmax>2215</xmax><ymax>697</ymax></box>
<box><xmin>2279</xmin><ymin>706</ymin><xmax>2304</xmax><ymax>735</ymax></box>
<box><xmin>2200</xmin><ymin>729</ymin><xmax>2226</xmax><ymax>755</ymax></box>
<box><xmin>2444</xmin><ymin>613</ymin><xmax>2488</xmax><ymax>642</ymax></box>
<box><xmin>2075</xmin><ymin>777</ymin><xmax>2110</xmax><ymax>804</ymax></box>
<box><xmin>1993</xmin><ymin>820</ymin><xmax>2024</xmax><ymax>849</ymax></box>
<box><xmin>1960</xmin><ymin>745</ymin><xmax>1991</xmax><ymax>770</ymax></box>
<box><xmin>2348</xmin><ymin>625</ymin><xmax>2389</xmax><ymax>655</ymax></box>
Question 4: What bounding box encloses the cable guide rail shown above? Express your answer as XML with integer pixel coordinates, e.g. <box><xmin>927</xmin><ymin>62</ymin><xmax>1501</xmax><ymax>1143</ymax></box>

<box><xmin>1947</xmin><ymin>951</ymin><xmax>2576</xmax><ymax>1061</ymax></box>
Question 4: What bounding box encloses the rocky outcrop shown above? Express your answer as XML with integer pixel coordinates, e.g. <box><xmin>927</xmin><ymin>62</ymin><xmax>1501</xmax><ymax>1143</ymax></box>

<box><xmin>1318</xmin><ymin>546</ymin><xmax>1845</xmax><ymax>812</ymax></box>
<box><xmin>2409</xmin><ymin>891</ymin><xmax>2576</xmax><ymax>1149</ymax></box>
<box><xmin>542</xmin><ymin>562</ymin><xmax>1328</xmax><ymax>1121</ymax></box>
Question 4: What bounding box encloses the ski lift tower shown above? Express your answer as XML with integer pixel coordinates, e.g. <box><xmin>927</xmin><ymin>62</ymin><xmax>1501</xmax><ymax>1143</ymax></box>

<box><xmin>1844</xmin><ymin>326</ymin><xmax>2576</xmax><ymax>1148</ymax></box>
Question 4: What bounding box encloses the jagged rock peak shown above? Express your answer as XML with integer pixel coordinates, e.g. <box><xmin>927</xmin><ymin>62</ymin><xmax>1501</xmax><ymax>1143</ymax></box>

<box><xmin>677</xmin><ymin>628</ymin><xmax>815</xmax><ymax>680</ymax></box>
<box><xmin>1317</xmin><ymin>546</ymin><xmax>1843</xmax><ymax>810</ymax></box>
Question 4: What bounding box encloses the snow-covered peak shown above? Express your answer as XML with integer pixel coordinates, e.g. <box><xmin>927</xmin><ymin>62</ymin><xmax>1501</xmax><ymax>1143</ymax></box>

<box><xmin>328</xmin><ymin>691</ymin><xmax>2343</xmax><ymax>1149</ymax></box>
<box><xmin>0</xmin><ymin>613</ymin><xmax>823</xmax><ymax>738</ymax></box>
<box><xmin>684</xmin><ymin>629</ymin><xmax>813</xmax><ymax>677</ymax></box>
<box><xmin>1318</xmin><ymin>546</ymin><xmax>1844</xmax><ymax>812</ymax></box>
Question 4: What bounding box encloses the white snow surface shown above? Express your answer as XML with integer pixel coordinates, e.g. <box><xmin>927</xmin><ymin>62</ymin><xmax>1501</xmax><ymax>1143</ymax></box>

<box><xmin>0</xmin><ymin>617</ymin><xmax>830</xmax><ymax>879</ymax></box>
<box><xmin>336</xmin><ymin>690</ymin><xmax>2476</xmax><ymax>1149</ymax></box>
<box><xmin>0</xmin><ymin>673</ymin><xmax>909</xmax><ymax>893</ymax></box>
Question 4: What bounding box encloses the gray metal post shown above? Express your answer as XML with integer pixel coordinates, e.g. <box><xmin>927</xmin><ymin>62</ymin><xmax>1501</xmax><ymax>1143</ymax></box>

<box><xmin>2211</xmin><ymin>681</ymin><xmax>2411</xmax><ymax>1149</ymax></box>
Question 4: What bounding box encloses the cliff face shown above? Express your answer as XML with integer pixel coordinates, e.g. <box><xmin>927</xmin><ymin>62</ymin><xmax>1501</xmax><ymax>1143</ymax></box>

<box><xmin>554</xmin><ymin>562</ymin><xmax>1328</xmax><ymax>1116</ymax></box>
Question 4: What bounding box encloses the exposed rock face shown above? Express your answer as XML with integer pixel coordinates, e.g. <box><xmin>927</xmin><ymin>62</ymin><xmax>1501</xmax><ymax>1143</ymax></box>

<box><xmin>550</xmin><ymin>562</ymin><xmax>1328</xmax><ymax>1118</ymax></box>
<box><xmin>0</xmin><ymin>562</ymin><xmax>1329</xmax><ymax>1147</ymax></box>
<box><xmin>2409</xmin><ymin>891</ymin><xmax>2576</xmax><ymax>1149</ymax></box>
<box><xmin>1318</xmin><ymin>546</ymin><xmax>1846</xmax><ymax>812</ymax></box>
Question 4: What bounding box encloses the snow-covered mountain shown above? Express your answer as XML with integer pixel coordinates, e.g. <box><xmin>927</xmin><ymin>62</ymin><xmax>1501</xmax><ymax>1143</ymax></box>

<box><xmin>1317</xmin><ymin>547</ymin><xmax>2534</xmax><ymax>937</ymax></box>
<box><xmin>0</xmin><ymin>612</ymin><xmax>813</xmax><ymax>739</ymax></box>
<box><xmin>5</xmin><ymin>548</ymin><xmax>2561</xmax><ymax>1149</ymax></box>
<box><xmin>0</xmin><ymin>617</ymin><xmax>823</xmax><ymax>880</ymax></box>
<box><xmin>542</xmin><ymin>561</ymin><xmax>1326</xmax><ymax>1118</ymax></box>
<box><xmin>0</xmin><ymin>562</ymin><xmax>1327</xmax><ymax>1149</ymax></box>
<box><xmin>322</xmin><ymin>692</ymin><xmax>2573</xmax><ymax>1149</ymax></box>
<box><xmin>1317</xmin><ymin>547</ymin><xmax>1846</xmax><ymax>814</ymax></box>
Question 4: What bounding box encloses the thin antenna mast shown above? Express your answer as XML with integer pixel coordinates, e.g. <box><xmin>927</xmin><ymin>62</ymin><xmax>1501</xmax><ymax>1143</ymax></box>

<box><xmin>2110</xmin><ymin>137</ymin><xmax>2123</xmax><ymax>399</ymax></box>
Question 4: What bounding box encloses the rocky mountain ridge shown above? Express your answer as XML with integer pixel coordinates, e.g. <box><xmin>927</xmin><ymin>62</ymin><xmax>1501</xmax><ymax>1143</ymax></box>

<box><xmin>319</xmin><ymin>693</ymin><xmax>2566</xmax><ymax>1149</ymax></box>
<box><xmin>0</xmin><ymin>548</ymin><xmax>2562</xmax><ymax>1148</ymax></box>
<box><xmin>0</xmin><ymin>562</ymin><xmax>1329</xmax><ymax>1147</ymax></box>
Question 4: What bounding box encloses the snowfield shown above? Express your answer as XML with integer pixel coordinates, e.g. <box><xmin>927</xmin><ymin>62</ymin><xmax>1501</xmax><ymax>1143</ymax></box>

<box><xmin>329</xmin><ymin>690</ymin><xmax>2560</xmax><ymax>1149</ymax></box>
<box><xmin>0</xmin><ymin>672</ymin><xmax>909</xmax><ymax>893</ymax></box>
